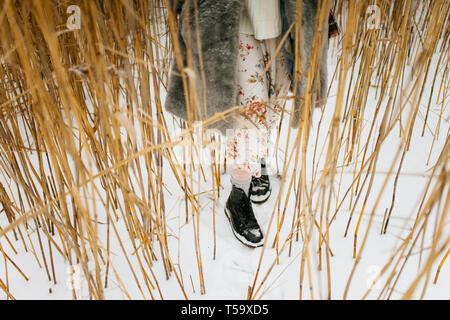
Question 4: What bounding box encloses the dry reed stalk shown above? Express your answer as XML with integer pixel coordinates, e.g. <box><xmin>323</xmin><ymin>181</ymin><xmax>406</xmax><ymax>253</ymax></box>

<box><xmin>433</xmin><ymin>247</ymin><xmax>450</xmax><ymax>284</ymax></box>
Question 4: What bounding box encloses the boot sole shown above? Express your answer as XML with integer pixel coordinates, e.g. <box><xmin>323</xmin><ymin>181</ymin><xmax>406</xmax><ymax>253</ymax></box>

<box><xmin>224</xmin><ymin>207</ymin><xmax>264</xmax><ymax>248</ymax></box>
<box><xmin>250</xmin><ymin>187</ymin><xmax>272</xmax><ymax>204</ymax></box>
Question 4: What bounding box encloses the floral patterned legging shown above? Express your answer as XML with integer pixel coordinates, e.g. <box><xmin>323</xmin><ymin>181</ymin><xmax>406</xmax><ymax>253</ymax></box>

<box><xmin>226</xmin><ymin>33</ymin><xmax>291</xmax><ymax>180</ymax></box>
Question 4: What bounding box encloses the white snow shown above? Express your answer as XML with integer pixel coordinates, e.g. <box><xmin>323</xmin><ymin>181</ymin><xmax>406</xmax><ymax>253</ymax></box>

<box><xmin>0</xmin><ymin>36</ymin><xmax>448</xmax><ymax>301</ymax></box>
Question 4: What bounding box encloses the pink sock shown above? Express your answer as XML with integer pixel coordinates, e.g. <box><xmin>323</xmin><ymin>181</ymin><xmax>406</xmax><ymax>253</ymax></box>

<box><xmin>230</xmin><ymin>167</ymin><xmax>252</xmax><ymax>196</ymax></box>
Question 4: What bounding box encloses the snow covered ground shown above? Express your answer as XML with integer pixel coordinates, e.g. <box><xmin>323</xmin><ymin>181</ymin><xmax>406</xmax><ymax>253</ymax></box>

<box><xmin>0</xmin><ymin>37</ymin><xmax>448</xmax><ymax>300</ymax></box>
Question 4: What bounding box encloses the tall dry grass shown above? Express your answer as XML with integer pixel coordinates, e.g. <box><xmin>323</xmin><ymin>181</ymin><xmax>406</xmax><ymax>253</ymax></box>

<box><xmin>0</xmin><ymin>0</ymin><xmax>448</xmax><ymax>299</ymax></box>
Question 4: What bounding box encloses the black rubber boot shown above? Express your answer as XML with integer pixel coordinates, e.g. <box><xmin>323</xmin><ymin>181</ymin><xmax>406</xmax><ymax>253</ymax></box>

<box><xmin>250</xmin><ymin>174</ymin><xmax>271</xmax><ymax>204</ymax></box>
<box><xmin>224</xmin><ymin>185</ymin><xmax>264</xmax><ymax>248</ymax></box>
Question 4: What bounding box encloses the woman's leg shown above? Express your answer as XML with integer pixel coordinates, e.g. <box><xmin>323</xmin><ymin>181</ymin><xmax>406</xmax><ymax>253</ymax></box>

<box><xmin>228</xmin><ymin>33</ymin><xmax>273</xmax><ymax>189</ymax></box>
<box><xmin>243</xmin><ymin>35</ymin><xmax>292</xmax><ymax>203</ymax></box>
<box><xmin>224</xmin><ymin>33</ymin><xmax>273</xmax><ymax>247</ymax></box>
<box><xmin>232</xmin><ymin>34</ymin><xmax>291</xmax><ymax>177</ymax></box>
<box><xmin>224</xmin><ymin>32</ymin><xmax>292</xmax><ymax>246</ymax></box>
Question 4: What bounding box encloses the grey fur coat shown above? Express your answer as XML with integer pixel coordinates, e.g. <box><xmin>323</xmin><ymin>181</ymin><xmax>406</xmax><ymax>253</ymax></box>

<box><xmin>165</xmin><ymin>0</ymin><xmax>328</xmax><ymax>132</ymax></box>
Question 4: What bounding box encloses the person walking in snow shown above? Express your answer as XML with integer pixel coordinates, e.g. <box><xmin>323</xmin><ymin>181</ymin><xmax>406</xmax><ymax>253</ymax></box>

<box><xmin>165</xmin><ymin>0</ymin><xmax>335</xmax><ymax>247</ymax></box>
